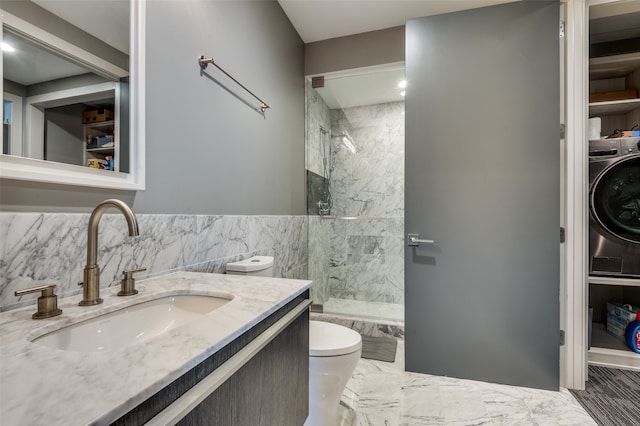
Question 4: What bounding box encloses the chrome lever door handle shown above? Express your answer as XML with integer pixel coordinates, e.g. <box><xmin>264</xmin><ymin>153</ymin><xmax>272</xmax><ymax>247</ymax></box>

<box><xmin>408</xmin><ymin>233</ymin><xmax>435</xmax><ymax>246</ymax></box>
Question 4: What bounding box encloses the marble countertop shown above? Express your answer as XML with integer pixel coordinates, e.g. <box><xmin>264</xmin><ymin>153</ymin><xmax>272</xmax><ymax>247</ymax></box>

<box><xmin>0</xmin><ymin>271</ymin><xmax>311</xmax><ymax>425</ymax></box>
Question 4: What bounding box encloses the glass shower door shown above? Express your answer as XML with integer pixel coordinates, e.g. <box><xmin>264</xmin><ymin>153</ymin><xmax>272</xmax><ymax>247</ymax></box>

<box><xmin>305</xmin><ymin>68</ymin><xmax>405</xmax><ymax>322</ymax></box>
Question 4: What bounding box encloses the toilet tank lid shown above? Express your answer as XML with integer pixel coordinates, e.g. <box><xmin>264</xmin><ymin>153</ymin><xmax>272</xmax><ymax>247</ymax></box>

<box><xmin>309</xmin><ymin>320</ymin><xmax>362</xmax><ymax>356</ymax></box>
<box><xmin>226</xmin><ymin>256</ymin><xmax>274</xmax><ymax>272</ymax></box>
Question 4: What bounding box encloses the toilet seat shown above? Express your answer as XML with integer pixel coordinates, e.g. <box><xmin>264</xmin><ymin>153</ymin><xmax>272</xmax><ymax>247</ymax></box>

<box><xmin>309</xmin><ymin>320</ymin><xmax>362</xmax><ymax>357</ymax></box>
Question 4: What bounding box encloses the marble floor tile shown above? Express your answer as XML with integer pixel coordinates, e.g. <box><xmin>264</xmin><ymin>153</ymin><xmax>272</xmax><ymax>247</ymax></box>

<box><xmin>340</xmin><ymin>341</ymin><xmax>596</xmax><ymax>426</ymax></box>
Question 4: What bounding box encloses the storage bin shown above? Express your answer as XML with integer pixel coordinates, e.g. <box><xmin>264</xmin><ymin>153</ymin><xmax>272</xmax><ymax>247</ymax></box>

<box><xmin>589</xmin><ymin>89</ymin><xmax>638</xmax><ymax>103</ymax></box>
<box><xmin>95</xmin><ymin>135</ymin><xmax>114</xmax><ymax>148</ymax></box>
<box><xmin>606</xmin><ymin>312</ymin><xmax>628</xmax><ymax>341</ymax></box>
<box><xmin>607</xmin><ymin>302</ymin><xmax>640</xmax><ymax>323</ymax></box>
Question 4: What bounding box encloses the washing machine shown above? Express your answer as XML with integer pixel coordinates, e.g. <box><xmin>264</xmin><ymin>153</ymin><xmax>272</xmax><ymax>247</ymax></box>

<box><xmin>589</xmin><ymin>137</ymin><xmax>640</xmax><ymax>278</ymax></box>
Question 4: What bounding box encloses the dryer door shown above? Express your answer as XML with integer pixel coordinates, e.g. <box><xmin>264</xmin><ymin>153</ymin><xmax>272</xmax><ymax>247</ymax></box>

<box><xmin>591</xmin><ymin>154</ymin><xmax>640</xmax><ymax>244</ymax></box>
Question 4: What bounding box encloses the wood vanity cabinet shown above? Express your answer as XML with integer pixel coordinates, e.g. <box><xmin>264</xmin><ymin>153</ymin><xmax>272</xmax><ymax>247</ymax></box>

<box><xmin>113</xmin><ymin>292</ymin><xmax>310</xmax><ymax>426</ymax></box>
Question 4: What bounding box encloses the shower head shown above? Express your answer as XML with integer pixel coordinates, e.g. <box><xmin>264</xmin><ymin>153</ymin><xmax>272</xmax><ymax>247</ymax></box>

<box><xmin>331</xmin><ymin>131</ymin><xmax>356</xmax><ymax>154</ymax></box>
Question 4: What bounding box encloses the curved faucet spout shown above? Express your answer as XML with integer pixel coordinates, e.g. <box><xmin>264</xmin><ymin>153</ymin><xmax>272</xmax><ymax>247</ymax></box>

<box><xmin>80</xmin><ymin>199</ymin><xmax>140</xmax><ymax>306</ymax></box>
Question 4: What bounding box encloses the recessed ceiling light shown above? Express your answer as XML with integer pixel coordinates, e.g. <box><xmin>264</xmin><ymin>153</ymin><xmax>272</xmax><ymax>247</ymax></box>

<box><xmin>398</xmin><ymin>80</ymin><xmax>407</xmax><ymax>89</ymax></box>
<box><xmin>1</xmin><ymin>42</ymin><xmax>15</xmax><ymax>52</ymax></box>
<box><xmin>400</xmin><ymin>91</ymin><xmax>406</xmax><ymax>97</ymax></box>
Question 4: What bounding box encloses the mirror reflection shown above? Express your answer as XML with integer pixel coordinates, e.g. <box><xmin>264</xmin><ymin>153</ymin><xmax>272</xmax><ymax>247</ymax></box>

<box><xmin>2</xmin><ymin>0</ymin><xmax>130</xmax><ymax>173</ymax></box>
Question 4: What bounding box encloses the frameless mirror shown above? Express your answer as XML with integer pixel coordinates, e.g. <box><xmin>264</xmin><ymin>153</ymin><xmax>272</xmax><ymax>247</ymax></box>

<box><xmin>0</xmin><ymin>0</ymin><xmax>145</xmax><ymax>190</ymax></box>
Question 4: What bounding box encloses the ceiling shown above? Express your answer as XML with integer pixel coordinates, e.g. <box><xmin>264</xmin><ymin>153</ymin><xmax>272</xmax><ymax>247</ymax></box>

<box><xmin>31</xmin><ymin>0</ymin><xmax>129</xmax><ymax>54</ymax></box>
<box><xmin>3</xmin><ymin>29</ymin><xmax>90</xmax><ymax>86</ymax></box>
<box><xmin>281</xmin><ymin>0</ymin><xmax>517</xmax><ymax>108</ymax></box>
<box><xmin>284</xmin><ymin>0</ymin><xmax>640</xmax><ymax>109</ymax></box>
<box><xmin>277</xmin><ymin>0</ymin><xmax>515</xmax><ymax>44</ymax></box>
<box><xmin>316</xmin><ymin>66</ymin><xmax>406</xmax><ymax>109</ymax></box>
<box><xmin>3</xmin><ymin>0</ymin><xmax>128</xmax><ymax>87</ymax></box>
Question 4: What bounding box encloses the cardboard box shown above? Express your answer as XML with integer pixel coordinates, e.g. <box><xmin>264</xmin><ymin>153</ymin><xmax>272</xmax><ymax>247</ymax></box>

<box><xmin>82</xmin><ymin>109</ymin><xmax>114</xmax><ymax>124</ymax></box>
<box><xmin>607</xmin><ymin>130</ymin><xmax>640</xmax><ymax>138</ymax></box>
<box><xmin>589</xmin><ymin>89</ymin><xmax>638</xmax><ymax>103</ymax></box>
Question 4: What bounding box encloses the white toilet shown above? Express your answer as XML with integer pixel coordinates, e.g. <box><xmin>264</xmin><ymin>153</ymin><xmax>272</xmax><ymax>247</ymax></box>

<box><xmin>306</xmin><ymin>320</ymin><xmax>362</xmax><ymax>426</ymax></box>
<box><xmin>225</xmin><ymin>256</ymin><xmax>362</xmax><ymax>426</ymax></box>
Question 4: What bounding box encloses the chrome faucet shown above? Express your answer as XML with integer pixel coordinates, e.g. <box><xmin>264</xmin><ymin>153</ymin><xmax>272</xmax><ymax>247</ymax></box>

<box><xmin>79</xmin><ymin>199</ymin><xmax>140</xmax><ymax>306</ymax></box>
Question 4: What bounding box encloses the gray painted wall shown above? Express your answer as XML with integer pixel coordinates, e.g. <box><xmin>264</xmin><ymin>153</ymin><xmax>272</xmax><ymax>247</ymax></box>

<box><xmin>305</xmin><ymin>26</ymin><xmax>404</xmax><ymax>76</ymax></box>
<box><xmin>44</xmin><ymin>104</ymin><xmax>85</xmax><ymax>166</ymax></box>
<box><xmin>1</xmin><ymin>1</ymin><xmax>305</xmax><ymax>215</ymax></box>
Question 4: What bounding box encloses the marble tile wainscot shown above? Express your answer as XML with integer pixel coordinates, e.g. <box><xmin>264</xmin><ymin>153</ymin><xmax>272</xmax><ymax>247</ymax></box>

<box><xmin>0</xmin><ymin>272</ymin><xmax>312</xmax><ymax>425</ymax></box>
<box><xmin>1</xmin><ymin>213</ymin><xmax>308</xmax><ymax>311</ymax></box>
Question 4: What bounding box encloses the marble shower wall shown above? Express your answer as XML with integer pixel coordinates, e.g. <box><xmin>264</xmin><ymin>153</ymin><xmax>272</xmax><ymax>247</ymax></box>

<box><xmin>0</xmin><ymin>214</ymin><xmax>308</xmax><ymax>311</ymax></box>
<box><xmin>327</xmin><ymin>101</ymin><xmax>404</xmax><ymax>305</ymax></box>
<box><xmin>308</xmin><ymin>216</ymin><xmax>330</xmax><ymax>304</ymax></box>
<box><xmin>328</xmin><ymin>217</ymin><xmax>404</xmax><ymax>304</ymax></box>
<box><xmin>306</xmin><ymin>100</ymin><xmax>405</xmax><ymax>307</ymax></box>
<box><xmin>330</xmin><ymin>101</ymin><xmax>404</xmax><ymax>217</ymax></box>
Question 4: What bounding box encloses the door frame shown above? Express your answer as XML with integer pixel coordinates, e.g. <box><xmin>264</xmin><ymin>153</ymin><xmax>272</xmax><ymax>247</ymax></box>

<box><xmin>563</xmin><ymin>0</ymin><xmax>589</xmax><ymax>390</ymax></box>
<box><xmin>563</xmin><ymin>0</ymin><xmax>639</xmax><ymax>390</ymax></box>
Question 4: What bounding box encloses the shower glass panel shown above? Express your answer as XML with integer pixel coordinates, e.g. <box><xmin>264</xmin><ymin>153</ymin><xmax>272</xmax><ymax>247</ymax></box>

<box><xmin>305</xmin><ymin>66</ymin><xmax>405</xmax><ymax>322</ymax></box>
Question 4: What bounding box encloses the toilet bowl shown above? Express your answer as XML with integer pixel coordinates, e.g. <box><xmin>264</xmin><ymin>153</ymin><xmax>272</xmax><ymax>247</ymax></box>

<box><xmin>306</xmin><ymin>320</ymin><xmax>362</xmax><ymax>426</ymax></box>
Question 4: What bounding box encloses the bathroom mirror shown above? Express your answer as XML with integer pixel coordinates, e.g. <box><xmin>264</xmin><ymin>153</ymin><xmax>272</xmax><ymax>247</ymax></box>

<box><xmin>0</xmin><ymin>0</ymin><xmax>145</xmax><ymax>190</ymax></box>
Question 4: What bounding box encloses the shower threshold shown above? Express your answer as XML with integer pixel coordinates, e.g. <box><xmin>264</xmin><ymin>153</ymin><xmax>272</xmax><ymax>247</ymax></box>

<box><xmin>322</xmin><ymin>298</ymin><xmax>404</xmax><ymax>323</ymax></box>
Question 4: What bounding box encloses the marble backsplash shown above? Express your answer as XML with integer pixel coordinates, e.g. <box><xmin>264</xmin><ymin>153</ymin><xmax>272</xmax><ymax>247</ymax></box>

<box><xmin>0</xmin><ymin>213</ymin><xmax>308</xmax><ymax>311</ymax></box>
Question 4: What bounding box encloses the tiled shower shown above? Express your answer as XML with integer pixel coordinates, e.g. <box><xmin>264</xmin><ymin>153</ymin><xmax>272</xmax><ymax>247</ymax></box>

<box><xmin>306</xmin><ymin>74</ymin><xmax>405</xmax><ymax>322</ymax></box>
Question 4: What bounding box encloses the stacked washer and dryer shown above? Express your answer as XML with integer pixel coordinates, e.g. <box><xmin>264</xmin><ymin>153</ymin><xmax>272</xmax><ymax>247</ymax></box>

<box><xmin>588</xmin><ymin>136</ymin><xmax>640</xmax><ymax>278</ymax></box>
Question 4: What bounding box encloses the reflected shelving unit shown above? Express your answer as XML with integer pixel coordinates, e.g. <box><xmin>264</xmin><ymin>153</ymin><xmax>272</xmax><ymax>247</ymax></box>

<box><xmin>83</xmin><ymin>120</ymin><xmax>117</xmax><ymax>172</ymax></box>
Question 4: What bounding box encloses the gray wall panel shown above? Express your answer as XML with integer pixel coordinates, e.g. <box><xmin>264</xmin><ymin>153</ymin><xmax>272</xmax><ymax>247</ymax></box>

<box><xmin>305</xmin><ymin>26</ymin><xmax>404</xmax><ymax>76</ymax></box>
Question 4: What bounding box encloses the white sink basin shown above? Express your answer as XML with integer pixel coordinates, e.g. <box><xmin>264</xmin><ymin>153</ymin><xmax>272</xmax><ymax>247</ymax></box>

<box><xmin>31</xmin><ymin>294</ymin><xmax>232</xmax><ymax>352</ymax></box>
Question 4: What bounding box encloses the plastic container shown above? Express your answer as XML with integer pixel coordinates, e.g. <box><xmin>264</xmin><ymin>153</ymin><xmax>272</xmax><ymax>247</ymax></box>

<box><xmin>588</xmin><ymin>306</ymin><xmax>593</xmax><ymax>350</ymax></box>
<box><xmin>625</xmin><ymin>312</ymin><xmax>640</xmax><ymax>354</ymax></box>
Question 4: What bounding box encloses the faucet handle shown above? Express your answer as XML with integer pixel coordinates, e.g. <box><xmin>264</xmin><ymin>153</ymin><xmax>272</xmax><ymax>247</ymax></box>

<box><xmin>15</xmin><ymin>284</ymin><xmax>63</xmax><ymax>319</ymax></box>
<box><xmin>118</xmin><ymin>267</ymin><xmax>146</xmax><ymax>296</ymax></box>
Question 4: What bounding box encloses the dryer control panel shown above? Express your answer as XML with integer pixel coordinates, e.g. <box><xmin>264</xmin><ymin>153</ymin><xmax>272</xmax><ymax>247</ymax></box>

<box><xmin>589</xmin><ymin>137</ymin><xmax>640</xmax><ymax>160</ymax></box>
